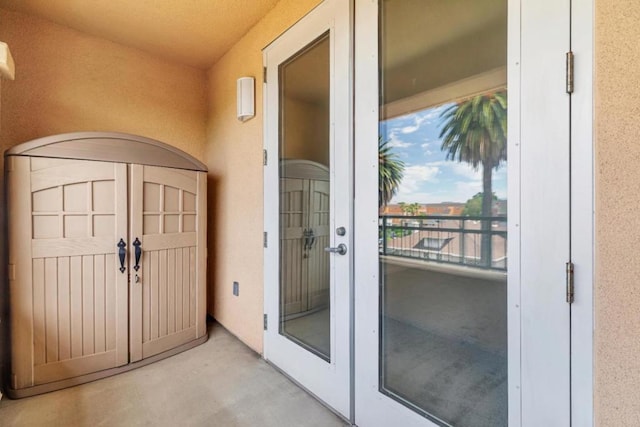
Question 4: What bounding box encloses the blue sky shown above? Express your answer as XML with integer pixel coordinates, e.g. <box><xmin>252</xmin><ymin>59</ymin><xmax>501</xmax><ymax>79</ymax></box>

<box><xmin>380</xmin><ymin>104</ymin><xmax>507</xmax><ymax>205</ymax></box>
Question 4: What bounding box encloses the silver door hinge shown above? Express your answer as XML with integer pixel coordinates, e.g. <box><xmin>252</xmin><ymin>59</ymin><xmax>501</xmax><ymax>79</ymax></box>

<box><xmin>263</xmin><ymin>149</ymin><xmax>268</xmax><ymax>166</ymax></box>
<box><xmin>566</xmin><ymin>51</ymin><xmax>574</xmax><ymax>94</ymax></box>
<box><xmin>263</xmin><ymin>232</ymin><xmax>268</xmax><ymax>248</ymax></box>
<box><xmin>566</xmin><ymin>261</ymin><xmax>575</xmax><ymax>304</ymax></box>
<box><xmin>263</xmin><ymin>67</ymin><xmax>267</xmax><ymax>83</ymax></box>
<box><xmin>264</xmin><ymin>314</ymin><xmax>268</xmax><ymax>330</ymax></box>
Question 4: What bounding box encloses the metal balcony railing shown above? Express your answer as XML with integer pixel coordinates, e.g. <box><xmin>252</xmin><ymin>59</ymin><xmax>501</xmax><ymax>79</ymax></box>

<box><xmin>379</xmin><ymin>215</ymin><xmax>507</xmax><ymax>271</ymax></box>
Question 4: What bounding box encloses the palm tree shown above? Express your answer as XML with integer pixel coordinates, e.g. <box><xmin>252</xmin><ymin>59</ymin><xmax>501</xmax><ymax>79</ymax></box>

<box><xmin>379</xmin><ymin>138</ymin><xmax>405</xmax><ymax>208</ymax></box>
<box><xmin>407</xmin><ymin>202</ymin><xmax>421</xmax><ymax>216</ymax></box>
<box><xmin>439</xmin><ymin>91</ymin><xmax>507</xmax><ymax>266</ymax></box>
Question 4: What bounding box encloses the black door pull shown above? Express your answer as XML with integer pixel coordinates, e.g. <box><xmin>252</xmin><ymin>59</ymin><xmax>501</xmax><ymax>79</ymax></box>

<box><xmin>117</xmin><ymin>239</ymin><xmax>126</xmax><ymax>273</ymax></box>
<box><xmin>133</xmin><ymin>238</ymin><xmax>142</xmax><ymax>272</ymax></box>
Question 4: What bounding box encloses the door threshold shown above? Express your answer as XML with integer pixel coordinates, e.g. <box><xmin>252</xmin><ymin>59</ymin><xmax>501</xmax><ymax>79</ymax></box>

<box><xmin>263</xmin><ymin>358</ymin><xmax>353</xmax><ymax>426</ymax></box>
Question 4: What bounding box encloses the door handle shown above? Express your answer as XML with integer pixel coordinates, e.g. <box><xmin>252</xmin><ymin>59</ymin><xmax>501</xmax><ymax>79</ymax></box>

<box><xmin>307</xmin><ymin>229</ymin><xmax>316</xmax><ymax>250</ymax></box>
<box><xmin>325</xmin><ymin>243</ymin><xmax>347</xmax><ymax>255</ymax></box>
<box><xmin>303</xmin><ymin>229</ymin><xmax>316</xmax><ymax>252</ymax></box>
<box><xmin>303</xmin><ymin>229</ymin><xmax>310</xmax><ymax>251</ymax></box>
<box><xmin>133</xmin><ymin>238</ymin><xmax>142</xmax><ymax>272</ymax></box>
<box><xmin>117</xmin><ymin>238</ymin><xmax>126</xmax><ymax>273</ymax></box>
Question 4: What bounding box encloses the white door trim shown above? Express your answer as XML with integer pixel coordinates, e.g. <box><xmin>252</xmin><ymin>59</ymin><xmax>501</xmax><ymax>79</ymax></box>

<box><xmin>570</xmin><ymin>0</ymin><xmax>595</xmax><ymax>425</ymax></box>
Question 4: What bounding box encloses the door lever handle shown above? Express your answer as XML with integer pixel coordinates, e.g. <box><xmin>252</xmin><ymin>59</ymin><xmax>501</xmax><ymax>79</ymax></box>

<box><xmin>325</xmin><ymin>243</ymin><xmax>347</xmax><ymax>255</ymax></box>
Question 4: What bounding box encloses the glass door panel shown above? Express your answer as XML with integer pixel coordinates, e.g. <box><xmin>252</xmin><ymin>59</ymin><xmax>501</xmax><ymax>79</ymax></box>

<box><xmin>378</xmin><ymin>1</ymin><xmax>507</xmax><ymax>425</ymax></box>
<box><xmin>279</xmin><ymin>34</ymin><xmax>331</xmax><ymax>361</ymax></box>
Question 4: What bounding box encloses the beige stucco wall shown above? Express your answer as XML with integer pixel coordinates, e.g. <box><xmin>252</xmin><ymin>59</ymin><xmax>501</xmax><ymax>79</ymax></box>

<box><xmin>283</xmin><ymin>97</ymin><xmax>329</xmax><ymax>166</ymax></box>
<box><xmin>0</xmin><ymin>9</ymin><xmax>208</xmax><ymax>159</ymax></box>
<box><xmin>594</xmin><ymin>0</ymin><xmax>640</xmax><ymax>424</ymax></box>
<box><xmin>206</xmin><ymin>0</ymin><xmax>322</xmax><ymax>353</ymax></box>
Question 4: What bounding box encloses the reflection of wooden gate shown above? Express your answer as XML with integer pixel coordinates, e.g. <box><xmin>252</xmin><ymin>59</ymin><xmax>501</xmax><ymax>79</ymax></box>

<box><xmin>280</xmin><ymin>160</ymin><xmax>330</xmax><ymax>316</ymax></box>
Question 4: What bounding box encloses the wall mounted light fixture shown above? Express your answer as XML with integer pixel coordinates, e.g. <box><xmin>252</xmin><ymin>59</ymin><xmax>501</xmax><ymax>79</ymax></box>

<box><xmin>0</xmin><ymin>41</ymin><xmax>15</xmax><ymax>80</ymax></box>
<box><xmin>237</xmin><ymin>77</ymin><xmax>255</xmax><ymax>122</ymax></box>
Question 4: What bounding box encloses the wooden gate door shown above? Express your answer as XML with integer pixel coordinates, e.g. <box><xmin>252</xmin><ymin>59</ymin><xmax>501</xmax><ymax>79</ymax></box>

<box><xmin>306</xmin><ymin>179</ymin><xmax>330</xmax><ymax>311</ymax></box>
<box><xmin>279</xmin><ymin>171</ymin><xmax>330</xmax><ymax>316</ymax></box>
<box><xmin>280</xmin><ymin>176</ymin><xmax>310</xmax><ymax>316</ymax></box>
<box><xmin>129</xmin><ymin>164</ymin><xmax>206</xmax><ymax>361</ymax></box>
<box><xmin>9</xmin><ymin>157</ymin><xmax>129</xmax><ymax>388</ymax></box>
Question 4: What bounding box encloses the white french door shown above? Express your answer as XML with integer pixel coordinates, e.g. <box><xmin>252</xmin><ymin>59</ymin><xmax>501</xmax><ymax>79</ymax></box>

<box><xmin>353</xmin><ymin>0</ymin><xmax>592</xmax><ymax>426</ymax></box>
<box><xmin>264</xmin><ymin>0</ymin><xmax>592</xmax><ymax>425</ymax></box>
<box><xmin>263</xmin><ymin>0</ymin><xmax>352</xmax><ymax>418</ymax></box>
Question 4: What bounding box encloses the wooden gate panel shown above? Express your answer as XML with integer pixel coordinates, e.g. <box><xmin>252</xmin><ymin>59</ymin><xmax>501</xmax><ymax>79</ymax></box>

<box><xmin>9</xmin><ymin>158</ymin><xmax>129</xmax><ymax>387</ymax></box>
<box><xmin>131</xmin><ymin>165</ymin><xmax>204</xmax><ymax>360</ymax></box>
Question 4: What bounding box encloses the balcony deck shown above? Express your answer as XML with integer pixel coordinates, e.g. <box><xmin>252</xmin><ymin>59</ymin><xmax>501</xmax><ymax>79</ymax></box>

<box><xmin>0</xmin><ymin>256</ymin><xmax>507</xmax><ymax>426</ymax></box>
<box><xmin>381</xmin><ymin>257</ymin><xmax>507</xmax><ymax>426</ymax></box>
<box><xmin>0</xmin><ymin>322</ymin><xmax>348</xmax><ymax>427</ymax></box>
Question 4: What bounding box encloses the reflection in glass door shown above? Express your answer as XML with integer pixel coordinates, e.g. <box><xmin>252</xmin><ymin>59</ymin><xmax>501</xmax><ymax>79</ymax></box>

<box><xmin>279</xmin><ymin>34</ymin><xmax>331</xmax><ymax>361</ymax></box>
<box><xmin>378</xmin><ymin>0</ymin><xmax>507</xmax><ymax>425</ymax></box>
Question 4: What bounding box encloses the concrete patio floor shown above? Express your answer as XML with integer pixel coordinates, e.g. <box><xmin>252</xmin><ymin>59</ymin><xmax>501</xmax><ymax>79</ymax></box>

<box><xmin>0</xmin><ymin>322</ymin><xmax>349</xmax><ymax>427</ymax></box>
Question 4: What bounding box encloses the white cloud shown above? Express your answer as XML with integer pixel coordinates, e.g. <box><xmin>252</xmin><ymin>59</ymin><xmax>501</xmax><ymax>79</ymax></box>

<box><xmin>448</xmin><ymin>162</ymin><xmax>482</xmax><ymax>180</ymax></box>
<box><xmin>455</xmin><ymin>180</ymin><xmax>483</xmax><ymax>195</ymax></box>
<box><xmin>394</xmin><ymin>165</ymin><xmax>440</xmax><ymax>202</ymax></box>
<box><xmin>393</xmin><ymin>192</ymin><xmax>438</xmax><ymax>204</ymax></box>
<box><xmin>385</xmin><ymin>129</ymin><xmax>413</xmax><ymax>148</ymax></box>
<box><xmin>400</xmin><ymin>125</ymin><xmax>419</xmax><ymax>134</ymax></box>
<box><xmin>399</xmin><ymin>110</ymin><xmax>434</xmax><ymax>134</ymax></box>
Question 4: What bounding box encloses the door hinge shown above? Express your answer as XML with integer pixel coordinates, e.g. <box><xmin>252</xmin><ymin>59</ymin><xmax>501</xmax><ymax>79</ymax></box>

<box><xmin>263</xmin><ymin>149</ymin><xmax>268</xmax><ymax>166</ymax></box>
<box><xmin>566</xmin><ymin>51</ymin><xmax>574</xmax><ymax>94</ymax></box>
<box><xmin>566</xmin><ymin>261</ymin><xmax>575</xmax><ymax>304</ymax></box>
<box><xmin>263</xmin><ymin>232</ymin><xmax>268</xmax><ymax>248</ymax></box>
<box><xmin>264</xmin><ymin>314</ymin><xmax>268</xmax><ymax>330</ymax></box>
<box><xmin>263</xmin><ymin>66</ymin><xmax>267</xmax><ymax>83</ymax></box>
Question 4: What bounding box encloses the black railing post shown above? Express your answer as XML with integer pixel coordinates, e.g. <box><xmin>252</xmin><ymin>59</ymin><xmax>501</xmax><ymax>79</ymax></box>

<box><xmin>382</xmin><ymin>217</ymin><xmax>388</xmax><ymax>255</ymax></box>
<box><xmin>488</xmin><ymin>220</ymin><xmax>493</xmax><ymax>268</ymax></box>
<box><xmin>459</xmin><ymin>219</ymin><xmax>465</xmax><ymax>265</ymax></box>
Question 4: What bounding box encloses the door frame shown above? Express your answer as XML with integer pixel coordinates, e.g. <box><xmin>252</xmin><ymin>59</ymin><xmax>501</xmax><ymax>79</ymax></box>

<box><xmin>262</xmin><ymin>0</ymin><xmax>353</xmax><ymax>419</ymax></box>
<box><xmin>353</xmin><ymin>0</ymin><xmax>594</xmax><ymax>425</ymax></box>
<box><xmin>569</xmin><ymin>0</ymin><xmax>594</xmax><ymax>425</ymax></box>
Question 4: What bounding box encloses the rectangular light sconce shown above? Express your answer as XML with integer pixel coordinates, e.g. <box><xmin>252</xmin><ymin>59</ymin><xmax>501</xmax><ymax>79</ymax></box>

<box><xmin>237</xmin><ymin>77</ymin><xmax>255</xmax><ymax>122</ymax></box>
<box><xmin>0</xmin><ymin>41</ymin><xmax>15</xmax><ymax>80</ymax></box>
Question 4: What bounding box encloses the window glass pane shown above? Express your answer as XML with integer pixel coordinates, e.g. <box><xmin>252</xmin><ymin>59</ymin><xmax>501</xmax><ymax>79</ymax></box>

<box><xmin>279</xmin><ymin>34</ymin><xmax>331</xmax><ymax>361</ymax></box>
<box><xmin>379</xmin><ymin>1</ymin><xmax>508</xmax><ymax>425</ymax></box>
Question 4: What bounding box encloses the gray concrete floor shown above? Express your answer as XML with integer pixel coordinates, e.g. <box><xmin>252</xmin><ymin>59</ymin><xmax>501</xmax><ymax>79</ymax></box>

<box><xmin>0</xmin><ymin>322</ymin><xmax>349</xmax><ymax>427</ymax></box>
<box><xmin>382</xmin><ymin>261</ymin><xmax>507</xmax><ymax>427</ymax></box>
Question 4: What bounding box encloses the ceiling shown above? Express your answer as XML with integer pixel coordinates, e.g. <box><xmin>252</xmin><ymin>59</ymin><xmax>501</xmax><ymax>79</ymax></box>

<box><xmin>1</xmin><ymin>0</ymin><xmax>280</xmax><ymax>69</ymax></box>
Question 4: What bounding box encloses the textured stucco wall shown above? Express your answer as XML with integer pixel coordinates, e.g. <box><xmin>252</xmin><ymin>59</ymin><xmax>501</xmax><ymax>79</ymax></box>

<box><xmin>206</xmin><ymin>0</ymin><xmax>322</xmax><ymax>353</ymax></box>
<box><xmin>0</xmin><ymin>9</ymin><xmax>208</xmax><ymax>159</ymax></box>
<box><xmin>594</xmin><ymin>1</ymin><xmax>640</xmax><ymax>424</ymax></box>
